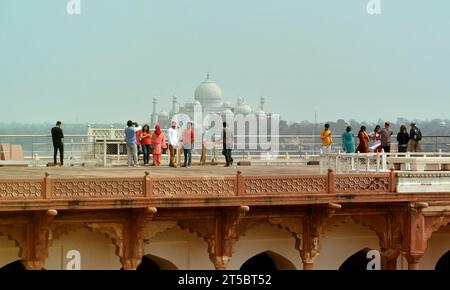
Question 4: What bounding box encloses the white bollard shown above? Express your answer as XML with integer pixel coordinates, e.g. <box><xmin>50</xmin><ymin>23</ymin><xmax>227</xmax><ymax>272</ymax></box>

<box><xmin>376</xmin><ymin>153</ymin><xmax>380</xmax><ymax>172</ymax></box>
<box><xmin>103</xmin><ymin>139</ymin><xmax>107</xmax><ymax>167</ymax></box>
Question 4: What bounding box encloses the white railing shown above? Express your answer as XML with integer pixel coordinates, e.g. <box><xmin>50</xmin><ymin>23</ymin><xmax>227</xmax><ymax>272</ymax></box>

<box><xmin>319</xmin><ymin>150</ymin><xmax>450</xmax><ymax>173</ymax></box>
<box><xmin>320</xmin><ymin>152</ymin><xmax>388</xmax><ymax>174</ymax></box>
<box><xmin>2</xmin><ymin>132</ymin><xmax>450</xmax><ymax>168</ymax></box>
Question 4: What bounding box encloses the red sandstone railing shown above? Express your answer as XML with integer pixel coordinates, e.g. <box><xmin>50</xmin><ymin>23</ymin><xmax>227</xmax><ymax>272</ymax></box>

<box><xmin>0</xmin><ymin>170</ymin><xmax>396</xmax><ymax>202</ymax></box>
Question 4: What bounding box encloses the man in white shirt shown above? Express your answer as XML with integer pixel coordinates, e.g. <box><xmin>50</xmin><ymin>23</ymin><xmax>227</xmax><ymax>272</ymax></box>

<box><xmin>167</xmin><ymin>121</ymin><xmax>179</xmax><ymax>167</ymax></box>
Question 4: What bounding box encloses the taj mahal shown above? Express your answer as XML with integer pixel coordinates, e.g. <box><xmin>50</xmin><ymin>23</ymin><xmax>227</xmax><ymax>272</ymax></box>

<box><xmin>150</xmin><ymin>74</ymin><xmax>271</xmax><ymax>128</ymax></box>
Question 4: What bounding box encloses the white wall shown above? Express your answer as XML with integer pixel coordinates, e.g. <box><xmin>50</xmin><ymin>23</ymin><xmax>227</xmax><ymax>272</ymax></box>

<box><xmin>317</xmin><ymin>216</ymin><xmax>380</xmax><ymax>270</ymax></box>
<box><xmin>0</xmin><ymin>220</ymin><xmax>447</xmax><ymax>270</ymax></box>
<box><xmin>147</xmin><ymin>225</ymin><xmax>214</xmax><ymax>270</ymax></box>
<box><xmin>229</xmin><ymin>222</ymin><xmax>300</xmax><ymax>270</ymax></box>
<box><xmin>45</xmin><ymin>227</ymin><xmax>122</xmax><ymax>270</ymax></box>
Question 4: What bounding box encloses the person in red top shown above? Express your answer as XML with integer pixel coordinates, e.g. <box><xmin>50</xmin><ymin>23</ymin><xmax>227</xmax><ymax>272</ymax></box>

<box><xmin>182</xmin><ymin>122</ymin><xmax>195</xmax><ymax>168</ymax></box>
<box><xmin>140</xmin><ymin>124</ymin><xmax>152</xmax><ymax>166</ymax></box>
<box><xmin>134</xmin><ymin>122</ymin><xmax>143</xmax><ymax>163</ymax></box>
<box><xmin>369</xmin><ymin>125</ymin><xmax>382</xmax><ymax>153</ymax></box>
<box><xmin>151</xmin><ymin>124</ymin><xmax>167</xmax><ymax>166</ymax></box>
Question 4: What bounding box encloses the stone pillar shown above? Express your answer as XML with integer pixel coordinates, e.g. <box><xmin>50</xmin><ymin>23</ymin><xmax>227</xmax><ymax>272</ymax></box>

<box><xmin>402</xmin><ymin>204</ymin><xmax>427</xmax><ymax>270</ymax></box>
<box><xmin>300</xmin><ymin>204</ymin><xmax>340</xmax><ymax>270</ymax></box>
<box><xmin>352</xmin><ymin>210</ymin><xmax>405</xmax><ymax>270</ymax></box>
<box><xmin>386</xmin><ymin>259</ymin><xmax>397</xmax><ymax>270</ymax></box>
<box><xmin>21</xmin><ymin>210</ymin><xmax>57</xmax><ymax>270</ymax></box>
<box><xmin>302</xmin><ymin>262</ymin><xmax>314</xmax><ymax>270</ymax></box>
<box><xmin>87</xmin><ymin>207</ymin><xmax>157</xmax><ymax>270</ymax></box>
<box><xmin>179</xmin><ymin>206</ymin><xmax>250</xmax><ymax>270</ymax></box>
<box><xmin>381</xmin><ymin>248</ymin><xmax>400</xmax><ymax>270</ymax></box>
<box><xmin>405</xmin><ymin>254</ymin><xmax>422</xmax><ymax>270</ymax></box>
<box><xmin>121</xmin><ymin>207</ymin><xmax>157</xmax><ymax>270</ymax></box>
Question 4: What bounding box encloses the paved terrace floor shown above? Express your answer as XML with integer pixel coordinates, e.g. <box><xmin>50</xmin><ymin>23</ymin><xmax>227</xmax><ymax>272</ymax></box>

<box><xmin>0</xmin><ymin>164</ymin><xmax>320</xmax><ymax>178</ymax></box>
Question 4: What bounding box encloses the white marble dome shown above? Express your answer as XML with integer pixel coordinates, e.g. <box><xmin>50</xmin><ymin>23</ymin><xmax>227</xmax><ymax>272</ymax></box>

<box><xmin>256</xmin><ymin>109</ymin><xmax>266</xmax><ymax>116</ymax></box>
<box><xmin>194</xmin><ymin>75</ymin><xmax>223</xmax><ymax>107</ymax></box>
<box><xmin>222</xmin><ymin>108</ymin><xmax>234</xmax><ymax>118</ymax></box>
<box><xmin>222</xmin><ymin>101</ymin><xmax>232</xmax><ymax>109</ymax></box>
<box><xmin>158</xmin><ymin>109</ymin><xmax>169</xmax><ymax>118</ymax></box>
<box><xmin>234</xmin><ymin>97</ymin><xmax>252</xmax><ymax>115</ymax></box>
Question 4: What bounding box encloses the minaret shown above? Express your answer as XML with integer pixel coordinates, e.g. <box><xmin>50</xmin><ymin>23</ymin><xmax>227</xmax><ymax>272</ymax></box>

<box><xmin>172</xmin><ymin>96</ymin><xmax>180</xmax><ymax>115</ymax></box>
<box><xmin>260</xmin><ymin>96</ymin><xmax>265</xmax><ymax>111</ymax></box>
<box><xmin>151</xmin><ymin>96</ymin><xmax>158</xmax><ymax>126</ymax></box>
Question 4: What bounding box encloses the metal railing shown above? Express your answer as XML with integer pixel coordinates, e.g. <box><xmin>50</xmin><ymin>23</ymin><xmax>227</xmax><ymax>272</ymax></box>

<box><xmin>0</xmin><ymin>135</ymin><xmax>97</xmax><ymax>166</ymax></box>
<box><xmin>88</xmin><ymin>129</ymin><xmax>450</xmax><ymax>154</ymax></box>
<box><xmin>1</xmin><ymin>133</ymin><xmax>450</xmax><ymax>167</ymax></box>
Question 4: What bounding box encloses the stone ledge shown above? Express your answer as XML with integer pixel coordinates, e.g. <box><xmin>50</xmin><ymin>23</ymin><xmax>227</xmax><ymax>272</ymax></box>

<box><xmin>397</xmin><ymin>172</ymin><xmax>450</xmax><ymax>178</ymax></box>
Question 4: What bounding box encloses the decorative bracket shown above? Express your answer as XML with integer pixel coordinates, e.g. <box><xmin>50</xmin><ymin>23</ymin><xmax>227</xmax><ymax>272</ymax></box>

<box><xmin>178</xmin><ymin>206</ymin><xmax>250</xmax><ymax>269</ymax></box>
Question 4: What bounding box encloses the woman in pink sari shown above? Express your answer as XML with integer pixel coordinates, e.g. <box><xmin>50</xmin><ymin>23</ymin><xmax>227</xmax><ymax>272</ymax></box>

<box><xmin>151</xmin><ymin>124</ymin><xmax>166</xmax><ymax>166</ymax></box>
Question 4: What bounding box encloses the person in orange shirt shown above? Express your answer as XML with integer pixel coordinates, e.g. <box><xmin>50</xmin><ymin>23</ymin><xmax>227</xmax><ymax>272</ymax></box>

<box><xmin>320</xmin><ymin>123</ymin><xmax>333</xmax><ymax>154</ymax></box>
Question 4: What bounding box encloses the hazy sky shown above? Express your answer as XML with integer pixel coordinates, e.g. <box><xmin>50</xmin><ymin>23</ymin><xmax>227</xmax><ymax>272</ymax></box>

<box><xmin>1</xmin><ymin>0</ymin><xmax>449</xmax><ymax>124</ymax></box>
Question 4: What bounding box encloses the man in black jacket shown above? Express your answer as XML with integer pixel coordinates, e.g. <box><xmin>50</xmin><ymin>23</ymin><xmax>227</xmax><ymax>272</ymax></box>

<box><xmin>409</xmin><ymin>121</ymin><xmax>422</xmax><ymax>152</ymax></box>
<box><xmin>51</xmin><ymin>121</ymin><xmax>64</xmax><ymax>166</ymax></box>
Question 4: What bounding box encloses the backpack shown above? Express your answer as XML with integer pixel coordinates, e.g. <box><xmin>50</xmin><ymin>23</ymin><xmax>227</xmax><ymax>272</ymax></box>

<box><xmin>414</xmin><ymin>128</ymin><xmax>422</xmax><ymax>141</ymax></box>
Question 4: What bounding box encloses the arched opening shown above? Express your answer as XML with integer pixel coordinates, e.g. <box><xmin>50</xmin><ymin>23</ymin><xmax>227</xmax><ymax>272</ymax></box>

<box><xmin>435</xmin><ymin>251</ymin><xmax>450</xmax><ymax>271</ymax></box>
<box><xmin>339</xmin><ymin>247</ymin><xmax>385</xmax><ymax>270</ymax></box>
<box><xmin>47</xmin><ymin>227</ymin><xmax>121</xmax><ymax>270</ymax></box>
<box><xmin>240</xmin><ymin>251</ymin><xmax>296</xmax><ymax>271</ymax></box>
<box><xmin>134</xmin><ymin>255</ymin><xmax>178</xmax><ymax>271</ymax></box>
<box><xmin>0</xmin><ymin>260</ymin><xmax>26</xmax><ymax>271</ymax></box>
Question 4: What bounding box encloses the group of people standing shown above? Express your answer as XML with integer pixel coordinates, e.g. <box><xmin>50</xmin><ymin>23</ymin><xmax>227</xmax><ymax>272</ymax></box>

<box><xmin>321</xmin><ymin>121</ymin><xmax>423</xmax><ymax>154</ymax></box>
<box><xmin>124</xmin><ymin>120</ymin><xmax>195</xmax><ymax>168</ymax></box>
<box><xmin>124</xmin><ymin>121</ymin><xmax>235</xmax><ymax>168</ymax></box>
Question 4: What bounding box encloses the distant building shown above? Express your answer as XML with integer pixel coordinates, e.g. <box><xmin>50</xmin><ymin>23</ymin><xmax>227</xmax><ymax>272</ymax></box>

<box><xmin>150</xmin><ymin>74</ymin><xmax>270</xmax><ymax>128</ymax></box>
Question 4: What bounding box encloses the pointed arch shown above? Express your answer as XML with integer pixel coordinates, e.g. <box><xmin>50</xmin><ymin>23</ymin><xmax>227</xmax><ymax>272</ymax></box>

<box><xmin>136</xmin><ymin>254</ymin><xmax>178</xmax><ymax>271</ymax></box>
<box><xmin>240</xmin><ymin>250</ymin><xmax>296</xmax><ymax>270</ymax></box>
<box><xmin>435</xmin><ymin>251</ymin><xmax>450</xmax><ymax>271</ymax></box>
<box><xmin>0</xmin><ymin>260</ymin><xmax>26</xmax><ymax>271</ymax></box>
<box><xmin>339</xmin><ymin>247</ymin><xmax>386</xmax><ymax>270</ymax></box>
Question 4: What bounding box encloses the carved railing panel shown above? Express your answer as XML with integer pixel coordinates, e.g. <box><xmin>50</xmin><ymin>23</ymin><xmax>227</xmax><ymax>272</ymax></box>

<box><xmin>0</xmin><ymin>179</ymin><xmax>44</xmax><ymax>200</ymax></box>
<box><xmin>335</xmin><ymin>174</ymin><xmax>390</xmax><ymax>193</ymax></box>
<box><xmin>51</xmin><ymin>178</ymin><xmax>145</xmax><ymax>199</ymax></box>
<box><xmin>0</xmin><ymin>172</ymin><xmax>403</xmax><ymax>206</ymax></box>
<box><xmin>152</xmin><ymin>177</ymin><xmax>236</xmax><ymax>197</ymax></box>
<box><xmin>243</xmin><ymin>175</ymin><xmax>327</xmax><ymax>195</ymax></box>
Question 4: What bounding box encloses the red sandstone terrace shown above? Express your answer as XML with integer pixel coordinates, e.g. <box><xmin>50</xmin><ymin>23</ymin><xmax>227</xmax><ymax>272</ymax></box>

<box><xmin>0</xmin><ymin>165</ymin><xmax>449</xmax><ymax>270</ymax></box>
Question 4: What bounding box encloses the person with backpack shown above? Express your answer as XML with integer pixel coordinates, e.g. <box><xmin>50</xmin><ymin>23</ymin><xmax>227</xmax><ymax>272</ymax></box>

<box><xmin>409</xmin><ymin>121</ymin><xmax>422</xmax><ymax>152</ymax></box>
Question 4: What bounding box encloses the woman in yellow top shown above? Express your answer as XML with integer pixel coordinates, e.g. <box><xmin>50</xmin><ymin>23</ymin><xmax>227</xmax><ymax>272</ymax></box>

<box><xmin>320</xmin><ymin>123</ymin><xmax>333</xmax><ymax>154</ymax></box>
